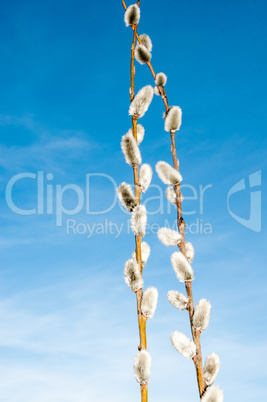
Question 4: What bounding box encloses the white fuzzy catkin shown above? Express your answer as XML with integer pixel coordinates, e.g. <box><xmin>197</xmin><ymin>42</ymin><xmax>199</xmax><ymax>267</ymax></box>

<box><xmin>156</xmin><ymin>161</ymin><xmax>182</xmax><ymax>185</ymax></box>
<box><xmin>154</xmin><ymin>86</ymin><xmax>160</xmax><ymax>96</ymax></box>
<box><xmin>164</xmin><ymin>106</ymin><xmax>182</xmax><ymax>132</ymax></box>
<box><xmin>117</xmin><ymin>182</ymin><xmax>137</xmax><ymax>212</ymax></box>
<box><xmin>139</xmin><ymin>34</ymin><xmax>152</xmax><ymax>52</ymax></box>
<box><xmin>158</xmin><ymin>227</ymin><xmax>181</xmax><ymax>246</ymax></box>
<box><xmin>141</xmin><ymin>287</ymin><xmax>158</xmax><ymax>318</ymax></box>
<box><xmin>185</xmin><ymin>241</ymin><xmax>195</xmax><ymax>263</ymax></box>
<box><xmin>131</xmin><ymin>205</ymin><xmax>147</xmax><ymax>237</ymax></box>
<box><xmin>165</xmin><ymin>186</ymin><xmax>184</xmax><ymax>204</ymax></box>
<box><xmin>167</xmin><ymin>290</ymin><xmax>188</xmax><ymax>310</ymax></box>
<box><xmin>171</xmin><ymin>331</ymin><xmax>196</xmax><ymax>359</ymax></box>
<box><xmin>121</xmin><ymin>133</ymin><xmax>142</xmax><ymax>166</ymax></box>
<box><xmin>127</xmin><ymin>124</ymin><xmax>145</xmax><ymax>145</ymax></box>
<box><xmin>139</xmin><ymin>164</ymin><xmax>153</xmax><ymax>192</ymax></box>
<box><xmin>124</xmin><ymin>259</ymin><xmax>143</xmax><ymax>292</ymax></box>
<box><xmin>132</xmin><ymin>241</ymin><xmax>151</xmax><ymax>266</ymax></box>
<box><xmin>201</xmin><ymin>386</ymin><xmax>224</xmax><ymax>402</ymax></box>
<box><xmin>135</xmin><ymin>44</ymin><xmax>151</xmax><ymax>64</ymax></box>
<box><xmin>203</xmin><ymin>353</ymin><xmax>220</xmax><ymax>386</ymax></box>
<box><xmin>134</xmin><ymin>350</ymin><xmax>151</xmax><ymax>384</ymax></box>
<box><xmin>193</xmin><ymin>299</ymin><xmax>211</xmax><ymax>331</ymax></box>
<box><xmin>155</xmin><ymin>72</ymin><xmax>167</xmax><ymax>86</ymax></box>
<box><xmin>124</xmin><ymin>4</ymin><xmax>140</xmax><ymax>27</ymax></box>
<box><xmin>171</xmin><ymin>252</ymin><xmax>194</xmax><ymax>282</ymax></box>
<box><xmin>165</xmin><ymin>186</ymin><xmax>176</xmax><ymax>204</ymax></box>
<box><xmin>129</xmin><ymin>86</ymin><xmax>154</xmax><ymax>118</ymax></box>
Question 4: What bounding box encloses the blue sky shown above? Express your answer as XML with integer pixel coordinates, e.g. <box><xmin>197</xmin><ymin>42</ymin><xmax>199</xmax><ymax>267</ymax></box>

<box><xmin>0</xmin><ymin>0</ymin><xmax>266</xmax><ymax>400</ymax></box>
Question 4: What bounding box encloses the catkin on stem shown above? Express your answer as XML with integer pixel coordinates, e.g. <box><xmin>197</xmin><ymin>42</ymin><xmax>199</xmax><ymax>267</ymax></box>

<box><xmin>124</xmin><ymin>4</ymin><xmax>140</xmax><ymax>27</ymax></box>
<box><xmin>164</xmin><ymin>106</ymin><xmax>182</xmax><ymax>132</ymax></box>
<box><xmin>165</xmin><ymin>186</ymin><xmax>177</xmax><ymax>204</ymax></box>
<box><xmin>171</xmin><ymin>331</ymin><xmax>196</xmax><ymax>359</ymax></box>
<box><xmin>141</xmin><ymin>287</ymin><xmax>158</xmax><ymax>318</ymax></box>
<box><xmin>158</xmin><ymin>227</ymin><xmax>181</xmax><ymax>246</ymax></box>
<box><xmin>139</xmin><ymin>164</ymin><xmax>153</xmax><ymax>192</ymax></box>
<box><xmin>121</xmin><ymin>133</ymin><xmax>142</xmax><ymax>166</ymax></box>
<box><xmin>129</xmin><ymin>85</ymin><xmax>154</xmax><ymax>118</ymax></box>
<box><xmin>139</xmin><ymin>34</ymin><xmax>152</xmax><ymax>52</ymax></box>
<box><xmin>127</xmin><ymin>124</ymin><xmax>145</xmax><ymax>145</ymax></box>
<box><xmin>171</xmin><ymin>252</ymin><xmax>194</xmax><ymax>282</ymax></box>
<box><xmin>155</xmin><ymin>72</ymin><xmax>167</xmax><ymax>86</ymax></box>
<box><xmin>132</xmin><ymin>241</ymin><xmax>151</xmax><ymax>267</ymax></box>
<box><xmin>201</xmin><ymin>386</ymin><xmax>224</xmax><ymax>402</ymax></box>
<box><xmin>124</xmin><ymin>259</ymin><xmax>143</xmax><ymax>292</ymax></box>
<box><xmin>167</xmin><ymin>290</ymin><xmax>188</xmax><ymax>310</ymax></box>
<box><xmin>185</xmin><ymin>241</ymin><xmax>195</xmax><ymax>263</ymax></box>
<box><xmin>131</xmin><ymin>205</ymin><xmax>147</xmax><ymax>237</ymax></box>
<box><xmin>135</xmin><ymin>44</ymin><xmax>152</xmax><ymax>64</ymax></box>
<box><xmin>193</xmin><ymin>299</ymin><xmax>211</xmax><ymax>331</ymax></box>
<box><xmin>117</xmin><ymin>182</ymin><xmax>137</xmax><ymax>212</ymax></box>
<box><xmin>203</xmin><ymin>353</ymin><xmax>220</xmax><ymax>386</ymax></box>
<box><xmin>156</xmin><ymin>161</ymin><xmax>182</xmax><ymax>185</ymax></box>
<box><xmin>134</xmin><ymin>350</ymin><xmax>151</xmax><ymax>384</ymax></box>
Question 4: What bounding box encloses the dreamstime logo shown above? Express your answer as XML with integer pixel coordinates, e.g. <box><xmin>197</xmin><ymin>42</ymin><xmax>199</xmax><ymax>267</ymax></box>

<box><xmin>227</xmin><ymin>171</ymin><xmax>261</xmax><ymax>232</ymax></box>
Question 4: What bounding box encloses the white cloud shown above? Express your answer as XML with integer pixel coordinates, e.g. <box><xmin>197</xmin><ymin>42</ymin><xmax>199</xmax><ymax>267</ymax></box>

<box><xmin>0</xmin><ymin>114</ymin><xmax>96</xmax><ymax>174</ymax></box>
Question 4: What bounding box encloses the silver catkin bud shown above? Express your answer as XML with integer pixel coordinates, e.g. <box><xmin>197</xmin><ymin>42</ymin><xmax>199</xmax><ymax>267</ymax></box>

<box><xmin>155</xmin><ymin>72</ymin><xmax>167</xmax><ymax>86</ymax></box>
<box><xmin>129</xmin><ymin>86</ymin><xmax>154</xmax><ymax>118</ymax></box>
<box><xmin>131</xmin><ymin>205</ymin><xmax>147</xmax><ymax>237</ymax></box>
<box><xmin>127</xmin><ymin>124</ymin><xmax>145</xmax><ymax>145</ymax></box>
<box><xmin>124</xmin><ymin>259</ymin><xmax>143</xmax><ymax>292</ymax></box>
<box><xmin>156</xmin><ymin>161</ymin><xmax>182</xmax><ymax>185</ymax></box>
<box><xmin>171</xmin><ymin>252</ymin><xmax>194</xmax><ymax>282</ymax></box>
<box><xmin>139</xmin><ymin>34</ymin><xmax>152</xmax><ymax>52</ymax></box>
<box><xmin>165</xmin><ymin>186</ymin><xmax>177</xmax><ymax>204</ymax></box>
<box><xmin>139</xmin><ymin>164</ymin><xmax>153</xmax><ymax>192</ymax></box>
<box><xmin>141</xmin><ymin>287</ymin><xmax>158</xmax><ymax>318</ymax></box>
<box><xmin>117</xmin><ymin>182</ymin><xmax>137</xmax><ymax>212</ymax></box>
<box><xmin>203</xmin><ymin>353</ymin><xmax>220</xmax><ymax>386</ymax></box>
<box><xmin>167</xmin><ymin>290</ymin><xmax>188</xmax><ymax>310</ymax></box>
<box><xmin>185</xmin><ymin>241</ymin><xmax>195</xmax><ymax>263</ymax></box>
<box><xmin>121</xmin><ymin>133</ymin><xmax>142</xmax><ymax>166</ymax></box>
<box><xmin>124</xmin><ymin>4</ymin><xmax>140</xmax><ymax>27</ymax></box>
<box><xmin>154</xmin><ymin>86</ymin><xmax>160</xmax><ymax>96</ymax></box>
<box><xmin>136</xmin><ymin>124</ymin><xmax>145</xmax><ymax>144</ymax></box>
<box><xmin>157</xmin><ymin>227</ymin><xmax>181</xmax><ymax>246</ymax></box>
<box><xmin>171</xmin><ymin>331</ymin><xmax>196</xmax><ymax>359</ymax></box>
<box><xmin>132</xmin><ymin>241</ymin><xmax>151</xmax><ymax>267</ymax></box>
<box><xmin>193</xmin><ymin>299</ymin><xmax>211</xmax><ymax>332</ymax></box>
<box><xmin>134</xmin><ymin>349</ymin><xmax>151</xmax><ymax>384</ymax></box>
<box><xmin>165</xmin><ymin>186</ymin><xmax>184</xmax><ymax>204</ymax></box>
<box><xmin>201</xmin><ymin>386</ymin><xmax>224</xmax><ymax>402</ymax></box>
<box><xmin>164</xmin><ymin>106</ymin><xmax>182</xmax><ymax>132</ymax></box>
<box><xmin>135</xmin><ymin>44</ymin><xmax>151</xmax><ymax>65</ymax></box>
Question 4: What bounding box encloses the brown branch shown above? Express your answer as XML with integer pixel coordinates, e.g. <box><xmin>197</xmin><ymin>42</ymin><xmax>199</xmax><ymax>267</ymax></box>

<box><xmin>124</xmin><ymin>1</ymin><xmax>205</xmax><ymax>395</ymax></box>
<box><xmin>170</xmin><ymin>130</ymin><xmax>205</xmax><ymax>396</ymax></box>
<box><xmin>169</xmin><ymin>129</ymin><xmax>205</xmax><ymax>397</ymax></box>
<box><xmin>141</xmin><ymin>383</ymin><xmax>148</xmax><ymax>401</ymax></box>
<box><xmin>124</xmin><ymin>2</ymin><xmax>148</xmax><ymax>400</ymax></box>
<box><xmin>123</xmin><ymin>0</ymin><xmax>205</xmax><ymax>397</ymax></box>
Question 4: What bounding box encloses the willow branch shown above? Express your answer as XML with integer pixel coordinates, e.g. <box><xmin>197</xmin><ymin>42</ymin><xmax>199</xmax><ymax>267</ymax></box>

<box><xmin>127</xmin><ymin>1</ymin><xmax>148</xmax><ymax>400</ymax></box>
<box><xmin>123</xmin><ymin>0</ymin><xmax>205</xmax><ymax>397</ymax></box>
<box><xmin>123</xmin><ymin>2</ymin><xmax>205</xmax><ymax>395</ymax></box>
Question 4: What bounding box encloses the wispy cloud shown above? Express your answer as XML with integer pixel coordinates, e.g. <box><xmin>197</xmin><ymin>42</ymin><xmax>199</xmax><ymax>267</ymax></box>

<box><xmin>0</xmin><ymin>271</ymin><xmax>266</xmax><ymax>401</ymax></box>
<box><xmin>0</xmin><ymin>114</ymin><xmax>97</xmax><ymax>174</ymax></box>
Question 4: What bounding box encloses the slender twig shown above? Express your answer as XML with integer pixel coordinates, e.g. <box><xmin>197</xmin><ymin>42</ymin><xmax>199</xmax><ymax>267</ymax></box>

<box><xmin>122</xmin><ymin>0</ymin><xmax>205</xmax><ymax>396</ymax></box>
<box><xmin>160</xmin><ymin>85</ymin><xmax>205</xmax><ymax>399</ymax></box>
<box><xmin>127</xmin><ymin>1</ymin><xmax>148</xmax><ymax>400</ymax></box>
